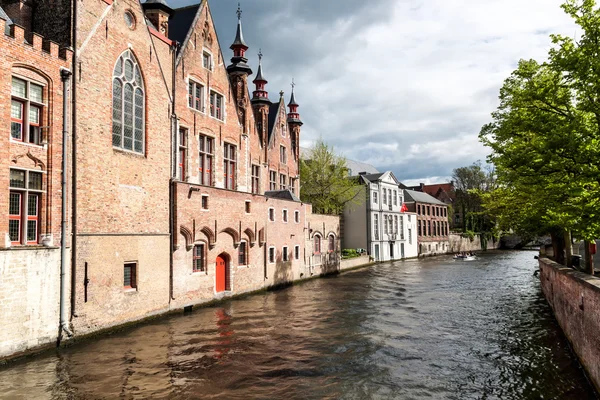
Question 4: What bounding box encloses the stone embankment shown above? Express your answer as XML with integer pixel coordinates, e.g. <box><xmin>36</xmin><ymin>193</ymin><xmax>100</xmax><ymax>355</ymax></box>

<box><xmin>340</xmin><ymin>255</ymin><xmax>373</xmax><ymax>271</ymax></box>
<box><xmin>539</xmin><ymin>257</ymin><xmax>600</xmax><ymax>392</ymax></box>
<box><xmin>448</xmin><ymin>233</ymin><xmax>500</xmax><ymax>253</ymax></box>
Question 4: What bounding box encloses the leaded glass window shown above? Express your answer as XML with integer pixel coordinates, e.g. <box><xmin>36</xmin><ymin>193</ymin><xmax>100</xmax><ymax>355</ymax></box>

<box><xmin>112</xmin><ymin>51</ymin><xmax>145</xmax><ymax>154</ymax></box>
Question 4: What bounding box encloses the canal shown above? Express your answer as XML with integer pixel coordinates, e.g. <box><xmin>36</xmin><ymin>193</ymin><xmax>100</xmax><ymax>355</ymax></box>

<box><xmin>0</xmin><ymin>251</ymin><xmax>596</xmax><ymax>399</ymax></box>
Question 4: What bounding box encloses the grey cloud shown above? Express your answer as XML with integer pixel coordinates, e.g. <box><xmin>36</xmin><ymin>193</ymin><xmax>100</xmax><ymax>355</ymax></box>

<box><xmin>166</xmin><ymin>0</ymin><xmax>577</xmax><ymax>183</ymax></box>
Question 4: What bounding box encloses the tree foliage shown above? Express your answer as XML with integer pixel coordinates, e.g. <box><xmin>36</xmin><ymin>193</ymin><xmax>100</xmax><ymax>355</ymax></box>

<box><xmin>479</xmin><ymin>0</ymin><xmax>600</xmax><ymax>247</ymax></box>
<box><xmin>452</xmin><ymin>161</ymin><xmax>496</xmax><ymax>233</ymax></box>
<box><xmin>299</xmin><ymin>140</ymin><xmax>362</xmax><ymax>215</ymax></box>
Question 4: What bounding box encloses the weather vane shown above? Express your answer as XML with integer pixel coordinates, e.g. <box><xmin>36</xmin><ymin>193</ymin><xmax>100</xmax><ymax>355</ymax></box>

<box><xmin>237</xmin><ymin>3</ymin><xmax>242</xmax><ymax>20</ymax></box>
<box><xmin>258</xmin><ymin>48</ymin><xmax>263</xmax><ymax>62</ymax></box>
<box><xmin>291</xmin><ymin>78</ymin><xmax>296</xmax><ymax>91</ymax></box>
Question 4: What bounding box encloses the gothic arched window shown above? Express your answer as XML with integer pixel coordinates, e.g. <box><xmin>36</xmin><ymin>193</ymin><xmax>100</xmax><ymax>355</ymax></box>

<box><xmin>112</xmin><ymin>50</ymin><xmax>145</xmax><ymax>154</ymax></box>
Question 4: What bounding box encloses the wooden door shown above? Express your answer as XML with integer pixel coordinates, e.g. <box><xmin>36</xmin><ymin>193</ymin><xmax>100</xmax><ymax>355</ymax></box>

<box><xmin>216</xmin><ymin>255</ymin><xmax>226</xmax><ymax>293</ymax></box>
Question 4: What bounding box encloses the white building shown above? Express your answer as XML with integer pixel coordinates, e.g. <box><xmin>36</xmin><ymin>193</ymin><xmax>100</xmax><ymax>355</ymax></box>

<box><xmin>343</xmin><ymin>171</ymin><xmax>418</xmax><ymax>262</ymax></box>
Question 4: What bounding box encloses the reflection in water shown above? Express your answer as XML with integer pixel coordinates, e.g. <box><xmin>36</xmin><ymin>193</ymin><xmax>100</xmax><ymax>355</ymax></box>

<box><xmin>0</xmin><ymin>251</ymin><xmax>596</xmax><ymax>399</ymax></box>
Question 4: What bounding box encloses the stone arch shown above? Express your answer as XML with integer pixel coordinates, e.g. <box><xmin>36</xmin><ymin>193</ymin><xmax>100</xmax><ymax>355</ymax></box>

<box><xmin>220</xmin><ymin>227</ymin><xmax>240</xmax><ymax>248</ymax></box>
<box><xmin>180</xmin><ymin>225</ymin><xmax>194</xmax><ymax>250</ymax></box>
<box><xmin>199</xmin><ymin>226</ymin><xmax>216</xmax><ymax>248</ymax></box>
<box><xmin>310</xmin><ymin>230</ymin><xmax>323</xmax><ymax>239</ymax></box>
<box><xmin>243</xmin><ymin>228</ymin><xmax>256</xmax><ymax>247</ymax></box>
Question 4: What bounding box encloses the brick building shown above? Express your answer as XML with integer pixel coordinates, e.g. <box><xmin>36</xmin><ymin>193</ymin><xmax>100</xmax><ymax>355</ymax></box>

<box><xmin>0</xmin><ymin>0</ymin><xmax>340</xmax><ymax>359</ymax></box>
<box><xmin>0</xmin><ymin>11</ymin><xmax>72</xmax><ymax>357</ymax></box>
<box><xmin>404</xmin><ymin>189</ymin><xmax>449</xmax><ymax>256</ymax></box>
<box><xmin>406</xmin><ymin>181</ymin><xmax>462</xmax><ymax>229</ymax></box>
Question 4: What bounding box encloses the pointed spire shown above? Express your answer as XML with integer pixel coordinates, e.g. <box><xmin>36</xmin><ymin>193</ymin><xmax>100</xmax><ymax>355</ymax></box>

<box><xmin>287</xmin><ymin>79</ymin><xmax>302</xmax><ymax>126</ymax></box>
<box><xmin>254</xmin><ymin>49</ymin><xmax>267</xmax><ymax>83</ymax></box>
<box><xmin>227</xmin><ymin>2</ymin><xmax>252</xmax><ymax>77</ymax></box>
<box><xmin>251</xmin><ymin>49</ymin><xmax>270</xmax><ymax>103</ymax></box>
<box><xmin>231</xmin><ymin>2</ymin><xmax>247</xmax><ymax>48</ymax></box>
<box><xmin>288</xmin><ymin>78</ymin><xmax>298</xmax><ymax>107</ymax></box>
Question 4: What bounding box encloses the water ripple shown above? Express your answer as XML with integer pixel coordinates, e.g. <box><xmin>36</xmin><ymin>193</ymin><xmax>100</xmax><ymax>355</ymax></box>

<box><xmin>0</xmin><ymin>251</ymin><xmax>597</xmax><ymax>399</ymax></box>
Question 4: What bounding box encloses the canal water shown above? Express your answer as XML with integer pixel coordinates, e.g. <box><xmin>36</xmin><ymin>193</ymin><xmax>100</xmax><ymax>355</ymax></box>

<box><xmin>0</xmin><ymin>251</ymin><xmax>596</xmax><ymax>399</ymax></box>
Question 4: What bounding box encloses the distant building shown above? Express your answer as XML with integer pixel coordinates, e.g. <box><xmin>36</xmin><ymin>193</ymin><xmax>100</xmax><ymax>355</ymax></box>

<box><xmin>343</xmin><ymin>172</ymin><xmax>418</xmax><ymax>262</ymax></box>
<box><xmin>404</xmin><ymin>190</ymin><xmax>450</xmax><ymax>256</ymax></box>
<box><xmin>406</xmin><ymin>182</ymin><xmax>461</xmax><ymax>229</ymax></box>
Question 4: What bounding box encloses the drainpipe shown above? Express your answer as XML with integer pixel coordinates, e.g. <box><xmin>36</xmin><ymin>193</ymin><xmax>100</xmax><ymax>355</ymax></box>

<box><xmin>60</xmin><ymin>68</ymin><xmax>73</xmax><ymax>338</ymax></box>
<box><xmin>70</xmin><ymin>0</ymin><xmax>78</xmax><ymax>320</ymax></box>
<box><xmin>169</xmin><ymin>42</ymin><xmax>179</xmax><ymax>303</ymax></box>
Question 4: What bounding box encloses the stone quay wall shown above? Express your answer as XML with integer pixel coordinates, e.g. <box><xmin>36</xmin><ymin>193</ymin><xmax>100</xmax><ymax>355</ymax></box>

<box><xmin>0</xmin><ymin>248</ymin><xmax>65</xmax><ymax>359</ymax></box>
<box><xmin>448</xmin><ymin>233</ymin><xmax>500</xmax><ymax>253</ymax></box>
<box><xmin>340</xmin><ymin>255</ymin><xmax>373</xmax><ymax>271</ymax></box>
<box><xmin>539</xmin><ymin>257</ymin><xmax>600</xmax><ymax>392</ymax></box>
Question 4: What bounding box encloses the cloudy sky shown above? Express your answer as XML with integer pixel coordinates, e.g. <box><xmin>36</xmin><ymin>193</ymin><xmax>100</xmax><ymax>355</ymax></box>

<box><xmin>170</xmin><ymin>0</ymin><xmax>577</xmax><ymax>185</ymax></box>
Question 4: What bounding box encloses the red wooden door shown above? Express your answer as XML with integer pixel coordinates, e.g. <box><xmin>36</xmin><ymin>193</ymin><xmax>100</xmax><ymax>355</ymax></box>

<box><xmin>216</xmin><ymin>255</ymin><xmax>226</xmax><ymax>293</ymax></box>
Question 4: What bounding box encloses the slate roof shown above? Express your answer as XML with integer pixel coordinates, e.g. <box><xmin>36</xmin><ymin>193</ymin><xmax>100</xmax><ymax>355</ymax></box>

<box><xmin>267</xmin><ymin>102</ymin><xmax>280</xmax><ymax>142</ymax></box>
<box><xmin>404</xmin><ymin>189</ymin><xmax>447</xmax><ymax>206</ymax></box>
<box><xmin>264</xmin><ymin>190</ymin><xmax>301</xmax><ymax>202</ymax></box>
<box><xmin>169</xmin><ymin>4</ymin><xmax>200</xmax><ymax>45</ymax></box>
<box><xmin>0</xmin><ymin>5</ymin><xmax>13</xmax><ymax>35</ymax></box>
<box><xmin>360</xmin><ymin>173</ymin><xmax>385</xmax><ymax>183</ymax></box>
<box><xmin>299</xmin><ymin>147</ymin><xmax>380</xmax><ymax>177</ymax></box>
<box><xmin>231</xmin><ymin>19</ymin><xmax>247</xmax><ymax>47</ymax></box>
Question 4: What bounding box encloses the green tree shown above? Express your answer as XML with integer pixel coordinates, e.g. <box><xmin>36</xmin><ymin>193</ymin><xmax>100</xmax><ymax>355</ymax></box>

<box><xmin>452</xmin><ymin>161</ymin><xmax>495</xmax><ymax>233</ymax></box>
<box><xmin>299</xmin><ymin>140</ymin><xmax>362</xmax><ymax>215</ymax></box>
<box><xmin>479</xmin><ymin>0</ymin><xmax>600</xmax><ymax>267</ymax></box>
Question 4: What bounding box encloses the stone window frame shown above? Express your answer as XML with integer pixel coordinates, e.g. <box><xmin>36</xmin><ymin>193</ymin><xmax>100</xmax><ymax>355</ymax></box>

<box><xmin>124</xmin><ymin>262</ymin><xmax>138</xmax><ymax>290</ymax></box>
<box><xmin>251</xmin><ymin>165</ymin><xmax>260</xmax><ymax>194</ymax></box>
<box><xmin>268</xmin><ymin>246</ymin><xmax>276</xmax><ymax>264</ymax></box>
<box><xmin>279</xmin><ymin>173</ymin><xmax>287</xmax><ymax>190</ymax></box>
<box><xmin>9</xmin><ymin>168</ymin><xmax>45</xmax><ymax>246</ymax></box>
<box><xmin>198</xmin><ymin>134</ymin><xmax>214</xmax><ymax>186</ymax></box>
<box><xmin>187</xmin><ymin>78</ymin><xmax>205</xmax><ymax>113</ymax></box>
<box><xmin>294</xmin><ymin>210</ymin><xmax>300</xmax><ymax>224</ymax></box>
<box><xmin>328</xmin><ymin>234</ymin><xmax>336</xmax><ymax>253</ymax></box>
<box><xmin>223</xmin><ymin>142</ymin><xmax>237</xmax><ymax>190</ymax></box>
<box><xmin>282</xmin><ymin>246</ymin><xmax>289</xmax><ymax>262</ymax></box>
<box><xmin>209</xmin><ymin>89</ymin><xmax>225</xmax><ymax>121</ymax></box>
<box><xmin>112</xmin><ymin>50</ymin><xmax>145</xmax><ymax>155</ymax></box>
<box><xmin>238</xmin><ymin>240</ymin><xmax>248</xmax><ymax>267</ymax></box>
<box><xmin>313</xmin><ymin>234</ymin><xmax>322</xmax><ymax>255</ymax></box>
<box><xmin>269</xmin><ymin>170</ymin><xmax>277</xmax><ymax>191</ymax></box>
<box><xmin>282</xmin><ymin>209</ymin><xmax>288</xmax><ymax>223</ymax></box>
<box><xmin>202</xmin><ymin>47</ymin><xmax>214</xmax><ymax>71</ymax></box>
<box><xmin>294</xmin><ymin>245</ymin><xmax>300</xmax><ymax>260</ymax></box>
<box><xmin>280</xmin><ymin>145</ymin><xmax>287</xmax><ymax>164</ymax></box>
<box><xmin>268</xmin><ymin>207</ymin><xmax>275</xmax><ymax>222</ymax></box>
<box><xmin>178</xmin><ymin>127</ymin><xmax>188</xmax><ymax>181</ymax></box>
<box><xmin>193</xmin><ymin>242</ymin><xmax>207</xmax><ymax>274</ymax></box>
<box><xmin>11</xmin><ymin>75</ymin><xmax>46</xmax><ymax>146</ymax></box>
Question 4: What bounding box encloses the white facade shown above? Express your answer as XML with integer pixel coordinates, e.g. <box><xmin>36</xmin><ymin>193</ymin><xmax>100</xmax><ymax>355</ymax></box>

<box><xmin>343</xmin><ymin>171</ymin><xmax>418</xmax><ymax>262</ymax></box>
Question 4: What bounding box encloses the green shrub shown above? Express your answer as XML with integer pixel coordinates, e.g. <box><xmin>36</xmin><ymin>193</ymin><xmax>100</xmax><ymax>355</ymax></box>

<box><xmin>462</xmin><ymin>230</ymin><xmax>476</xmax><ymax>242</ymax></box>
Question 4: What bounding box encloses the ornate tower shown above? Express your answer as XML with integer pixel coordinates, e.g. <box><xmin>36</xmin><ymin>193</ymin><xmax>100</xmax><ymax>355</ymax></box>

<box><xmin>287</xmin><ymin>81</ymin><xmax>303</xmax><ymax>162</ymax></box>
<box><xmin>251</xmin><ymin>50</ymin><xmax>271</xmax><ymax>155</ymax></box>
<box><xmin>226</xmin><ymin>4</ymin><xmax>253</xmax><ymax>133</ymax></box>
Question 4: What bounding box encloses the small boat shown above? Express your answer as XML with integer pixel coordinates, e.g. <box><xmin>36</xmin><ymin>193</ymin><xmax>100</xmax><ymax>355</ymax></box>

<box><xmin>453</xmin><ymin>254</ymin><xmax>476</xmax><ymax>261</ymax></box>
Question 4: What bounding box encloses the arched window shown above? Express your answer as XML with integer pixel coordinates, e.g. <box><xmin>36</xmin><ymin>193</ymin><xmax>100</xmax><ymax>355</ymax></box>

<box><xmin>112</xmin><ymin>50</ymin><xmax>144</xmax><ymax>153</ymax></box>
<box><xmin>314</xmin><ymin>235</ymin><xmax>321</xmax><ymax>254</ymax></box>
<box><xmin>328</xmin><ymin>234</ymin><xmax>335</xmax><ymax>252</ymax></box>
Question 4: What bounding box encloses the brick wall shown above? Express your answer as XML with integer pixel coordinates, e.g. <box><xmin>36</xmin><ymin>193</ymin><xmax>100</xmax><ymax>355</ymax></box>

<box><xmin>539</xmin><ymin>258</ymin><xmax>600</xmax><ymax>392</ymax></box>
<box><xmin>70</xmin><ymin>0</ymin><xmax>172</xmax><ymax>332</ymax></box>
